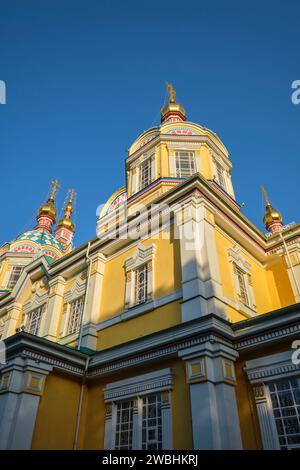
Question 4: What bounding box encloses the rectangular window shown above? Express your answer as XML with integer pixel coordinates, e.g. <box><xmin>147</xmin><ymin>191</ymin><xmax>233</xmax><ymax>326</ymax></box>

<box><xmin>215</xmin><ymin>162</ymin><xmax>226</xmax><ymax>189</ymax></box>
<box><xmin>135</xmin><ymin>265</ymin><xmax>148</xmax><ymax>304</ymax></box>
<box><xmin>142</xmin><ymin>393</ymin><xmax>162</xmax><ymax>450</ymax></box>
<box><xmin>115</xmin><ymin>400</ymin><xmax>134</xmax><ymax>450</ymax></box>
<box><xmin>175</xmin><ymin>151</ymin><xmax>195</xmax><ymax>178</ymax></box>
<box><xmin>235</xmin><ymin>265</ymin><xmax>249</xmax><ymax>306</ymax></box>
<box><xmin>268</xmin><ymin>379</ymin><xmax>300</xmax><ymax>450</ymax></box>
<box><xmin>67</xmin><ymin>296</ymin><xmax>85</xmax><ymax>335</ymax></box>
<box><xmin>7</xmin><ymin>266</ymin><xmax>22</xmax><ymax>290</ymax></box>
<box><xmin>25</xmin><ymin>305</ymin><xmax>45</xmax><ymax>336</ymax></box>
<box><xmin>113</xmin><ymin>393</ymin><xmax>162</xmax><ymax>450</ymax></box>
<box><xmin>139</xmin><ymin>159</ymin><xmax>152</xmax><ymax>190</ymax></box>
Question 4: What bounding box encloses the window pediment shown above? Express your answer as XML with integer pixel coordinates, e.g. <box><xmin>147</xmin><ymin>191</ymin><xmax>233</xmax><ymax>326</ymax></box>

<box><xmin>228</xmin><ymin>245</ymin><xmax>251</xmax><ymax>272</ymax></box>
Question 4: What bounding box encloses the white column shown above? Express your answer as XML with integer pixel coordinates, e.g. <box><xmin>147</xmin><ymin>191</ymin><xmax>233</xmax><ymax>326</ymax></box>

<box><xmin>252</xmin><ymin>384</ymin><xmax>280</xmax><ymax>450</ymax></box>
<box><xmin>0</xmin><ymin>357</ymin><xmax>52</xmax><ymax>449</ymax></box>
<box><xmin>161</xmin><ymin>391</ymin><xmax>173</xmax><ymax>450</ymax></box>
<box><xmin>104</xmin><ymin>403</ymin><xmax>113</xmax><ymax>449</ymax></box>
<box><xmin>132</xmin><ymin>399</ymin><xmax>140</xmax><ymax>449</ymax></box>
<box><xmin>179</xmin><ymin>341</ymin><xmax>242</xmax><ymax>450</ymax></box>
<box><xmin>5</xmin><ymin>303</ymin><xmax>22</xmax><ymax>338</ymax></box>
<box><xmin>81</xmin><ymin>254</ymin><xmax>105</xmax><ymax>350</ymax></box>
<box><xmin>174</xmin><ymin>199</ymin><xmax>226</xmax><ymax>322</ymax></box>
<box><xmin>41</xmin><ymin>276</ymin><xmax>65</xmax><ymax>341</ymax></box>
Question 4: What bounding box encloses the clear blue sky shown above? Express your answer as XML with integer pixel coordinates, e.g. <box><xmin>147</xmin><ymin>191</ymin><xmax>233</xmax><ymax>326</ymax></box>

<box><xmin>0</xmin><ymin>0</ymin><xmax>299</xmax><ymax>247</ymax></box>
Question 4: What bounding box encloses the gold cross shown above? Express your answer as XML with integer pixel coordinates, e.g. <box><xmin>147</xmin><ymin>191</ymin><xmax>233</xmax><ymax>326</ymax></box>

<box><xmin>68</xmin><ymin>188</ymin><xmax>76</xmax><ymax>203</ymax></box>
<box><xmin>49</xmin><ymin>179</ymin><xmax>60</xmax><ymax>199</ymax></box>
<box><xmin>166</xmin><ymin>82</ymin><xmax>176</xmax><ymax>103</ymax></box>
<box><xmin>261</xmin><ymin>185</ymin><xmax>270</xmax><ymax>205</ymax></box>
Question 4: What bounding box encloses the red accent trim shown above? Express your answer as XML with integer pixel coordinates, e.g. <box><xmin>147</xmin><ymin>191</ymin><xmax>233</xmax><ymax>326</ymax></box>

<box><xmin>161</xmin><ymin>111</ymin><xmax>186</xmax><ymax>123</ymax></box>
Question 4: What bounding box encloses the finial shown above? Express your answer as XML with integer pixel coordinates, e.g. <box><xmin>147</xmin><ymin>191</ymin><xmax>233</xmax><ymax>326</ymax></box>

<box><xmin>261</xmin><ymin>185</ymin><xmax>270</xmax><ymax>206</ymax></box>
<box><xmin>49</xmin><ymin>179</ymin><xmax>60</xmax><ymax>200</ymax></box>
<box><xmin>161</xmin><ymin>83</ymin><xmax>186</xmax><ymax>123</ymax></box>
<box><xmin>55</xmin><ymin>188</ymin><xmax>76</xmax><ymax>247</ymax></box>
<box><xmin>67</xmin><ymin>188</ymin><xmax>76</xmax><ymax>204</ymax></box>
<box><xmin>166</xmin><ymin>82</ymin><xmax>176</xmax><ymax>103</ymax></box>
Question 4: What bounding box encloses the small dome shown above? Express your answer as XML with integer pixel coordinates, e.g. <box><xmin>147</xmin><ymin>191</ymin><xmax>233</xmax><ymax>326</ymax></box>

<box><xmin>98</xmin><ymin>187</ymin><xmax>127</xmax><ymax>219</ymax></box>
<box><xmin>10</xmin><ymin>229</ymin><xmax>63</xmax><ymax>262</ymax></box>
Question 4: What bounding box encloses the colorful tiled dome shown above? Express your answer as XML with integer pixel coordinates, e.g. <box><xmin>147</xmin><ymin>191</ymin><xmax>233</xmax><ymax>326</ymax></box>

<box><xmin>10</xmin><ymin>229</ymin><xmax>63</xmax><ymax>262</ymax></box>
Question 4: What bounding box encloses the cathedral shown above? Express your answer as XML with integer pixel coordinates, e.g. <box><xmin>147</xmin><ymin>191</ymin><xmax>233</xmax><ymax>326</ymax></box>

<box><xmin>0</xmin><ymin>84</ymin><xmax>300</xmax><ymax>450</ymax></box>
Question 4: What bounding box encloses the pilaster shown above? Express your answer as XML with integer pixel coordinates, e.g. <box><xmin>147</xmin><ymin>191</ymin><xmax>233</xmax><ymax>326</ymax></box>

<box><xmin>41</xmin><ymin>276</ymin><xmax>66</xmax><ymax>341</ymax></box>
<box><xmin>179</xmin><ymin>341</ymin><xmax>242</xmax><ymax>450</ymax></box>
<box><xmin>174</xmin><ymin>198</ymin><xmax>226</xmax><ymax>322</ymax></box>
<box><xmin>80</xmin><ymin>253</ymin><xmax>105</xmax><ymax>350</ymax></box>
<box><xmin>5</xmin><ymin>303</ymin><xmax>22</xmax><ymax>338</ymax></box>
<box><xmin>0</xmin><ymin>356</ymin><xmax>52</xmax><ymax>449</ymax></box>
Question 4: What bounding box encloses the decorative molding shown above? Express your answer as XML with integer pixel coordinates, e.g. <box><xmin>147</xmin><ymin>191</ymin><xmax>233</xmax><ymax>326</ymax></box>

<box><xmin>124</xmin><ymin>243</ymin><xmax>156</xmax><ymax>271</ymax></box>
<box><xmin>21</xmin><ymin>349</ymin><xmax>85</xmax><ymax>376</ymax></box>
<box><xmin>228</xmin><ymin>245</ymin><xmax>251</xmax><ymax>272</ymax></box>
<box><xmin>64</xmin><ymin>277</ymin><xmax>86</xmax><ymax>303</ymax></box>
<box><xmin>245</xmin><ymin>351</ymin><xmax>300</xmax><ymax>383</ymax></box>
<box><xmin>104</xmin><ymin>368</ymin><xmax>173</xmax><ymax>402</ymax></box>
<box><xmin>23</xmin><ymin>371</ymin><xmax>46</xmax><ymax>396</ymax></box>
<box><xmin>124</xmin><ymin>243</ymin><xmax>156</xmax><ymax>309</ymax></box>
<box><xmin>186</xmin><ymin>357</ymin><xmax>207</xmax><ymax>383</ymax></box>
<box><xmin>0</xmin><ymin>371</ymin><xmax>11</xmax><ymax>393</ymax></box>
<box><xmin>236</xmin><ymin>322</ymin><xmax>300</xmax><ymax>350</ymax></box>
<box><xmin>222</xmin><ymin>358</ymin><xmax>236</xmax><ymax>384</ymax></box>
<box><xmin>23</xmin><ymin>289</ymin><xmax>48</xmax><ymax>316</ymax></box>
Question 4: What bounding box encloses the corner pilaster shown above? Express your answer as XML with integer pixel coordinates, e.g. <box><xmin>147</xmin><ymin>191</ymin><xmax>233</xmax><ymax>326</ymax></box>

<box><xmin>174</xmin><ymin>197</ymin><xmax>226</xmax><ymax>322</ymax></box>
<box><xmin>179</xmin><ymin>340</ymin><xmax>242</xmax><ymax>449</ymax></box>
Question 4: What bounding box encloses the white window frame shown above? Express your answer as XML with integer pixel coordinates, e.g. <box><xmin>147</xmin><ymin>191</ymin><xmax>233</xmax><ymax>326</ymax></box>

<box><xmin>114</xmin><ymin>399</ymin><xmax>134</xmax><ymax>450</ymax></box>
<box><xmin>267</xmin><ymin>378</ymin><xmax>300</xmax><ymax>449</ymax></box>
<box><xmin>245</xmin><ymin>351</ymin><xmax>300</xmax><ymax>450</ymax></box>
<box><xmin>124</xmin><ymin>244</ymin><xmax>155</xmax><ymax>309</ymax></box>
<box><xmin>175</xmin><ymin>150</ymin><xmax>195</xmax><ymax>178</ymax></box>
<box><xmin>228</xmin><ymin>245</ymin><xmax>256</xmax><ymax>314</ymax></box>
<box><xmin>139</xmin><ymin>158</ymin><xmax>152</xmax><ymax>190</ymax></box>
<box><xmin>215</xmin><ymin>160</ymin><xmax>226</xmax><ymax>189</ymax></box>
<box><xmin>104</xmin><ymin>369</ymin><xmax>173</xmax><ymax>450</ymax></box>
<box><xmin>134</xmin><ymin>264</ymin><xmax>148</xmax><ymax>305</ymax></box>
<box><xmin>65</xmin><ymin>295</ymin><xmax>85</xmax><ymax>336</ymax></box>
<box><xmin>25</xmin><ymin>304</ymin><xmax>45</xmax><ymax>336</ymax></box>
<box><xmin>234</xmin><ymin>264</ymin><xmax>250</xmax><ymax>307</ymax></box>
<box><xmin>7</xmin><ymin>265</ymin><xmax>22</xmax><ymax>290</ymax></box>
<box><xmin>60</xmin><ymin>277</ymin><xmax>86</xmax><ymax>338</ymax></box>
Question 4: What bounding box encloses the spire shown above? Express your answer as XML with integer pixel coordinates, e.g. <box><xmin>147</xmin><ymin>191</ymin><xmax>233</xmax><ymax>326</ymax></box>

<box><xmin>161</xmin><ymin>82</ymin><xmax>186</xmax><ymax>123</ymax></box>
<box><xmin>55</xmin><ymin>189</ymin><xmax>76</xmax><ymax>246</ymax></box>
<box><xmin>35</xmin><ymin>179</ymin><xmax>60</xmax><ymax>233</ymax></box>
<box><xmin>261</xmin><ymin>186</ymin><xmax>283</xmax><ymax>234</ymax></box>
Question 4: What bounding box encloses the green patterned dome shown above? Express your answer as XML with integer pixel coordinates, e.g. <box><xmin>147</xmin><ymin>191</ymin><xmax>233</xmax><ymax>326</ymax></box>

<box><xmin>10</xmin><ymin>229</ymin><xmax>63</xmax><ymax>262</ymax></box>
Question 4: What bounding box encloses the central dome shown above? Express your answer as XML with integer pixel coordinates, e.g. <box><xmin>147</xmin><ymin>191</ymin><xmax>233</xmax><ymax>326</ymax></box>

<box><xmin>129</xmin><ymin>120</ymin><xmax>229</xmax><ymax>157</ymax></box>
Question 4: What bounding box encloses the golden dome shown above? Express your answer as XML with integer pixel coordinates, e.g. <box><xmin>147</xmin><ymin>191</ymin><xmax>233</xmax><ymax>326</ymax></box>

<box><xmin>35</xmin><ymin>180</ymin><xmax>60</xmax><ymax>233</ymax></box>
<box><xmin>261</xmin><ymin>186</ymin><xmax>283</xmax><ymax>232</ymax></box>
<box><xmin>56</xmin><ymin>190</ymin><xmax>75</xmax><ymax>232</ymax></box>
<box><xmin>263</xmin><ymin>204</ymin><xmax>282</xmax><ymax>227</ymax></box>
<box><xmin>161</xmin><ymin>101</ymin><xmax>186</xmax><ymax>119</ymax></box>
<box><xmin>38</xmin><ymin>196</ymin><xmax>57</xmax><ymax>220</ymax></box>
<box><xmin>161</xmin><ymin>82</ymin><xmax>186</xmax><ymax>123</ymax></box>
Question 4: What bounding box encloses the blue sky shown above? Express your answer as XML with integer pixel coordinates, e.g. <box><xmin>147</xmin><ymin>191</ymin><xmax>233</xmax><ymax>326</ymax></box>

<box><xmin>0</xmin><ymin>0</ymin><xmax>299</xmax><ymax>247</ymax></box>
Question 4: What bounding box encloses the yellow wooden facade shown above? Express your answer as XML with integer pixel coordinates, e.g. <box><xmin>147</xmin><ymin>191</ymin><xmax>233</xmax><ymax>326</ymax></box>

<box><xmin>0</xmin><ymin>88</ymin><xmax>300</xmax><ymax>450</ymax></box>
